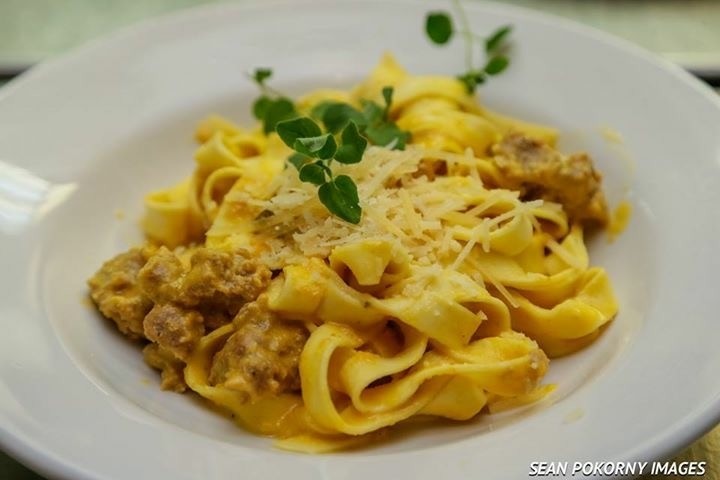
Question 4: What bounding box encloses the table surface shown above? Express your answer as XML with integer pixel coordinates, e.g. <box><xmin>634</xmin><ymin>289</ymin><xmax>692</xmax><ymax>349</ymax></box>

<box><xmin>1</xmin><ymin>1</ymin><xmax>719</xmax><ymax>479</ymax></box>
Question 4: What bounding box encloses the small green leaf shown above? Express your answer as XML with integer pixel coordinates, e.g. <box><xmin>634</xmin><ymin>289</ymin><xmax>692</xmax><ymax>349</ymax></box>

<box><xmin>459</xmin><ymin>77</ymin><xmax>476</xmax><ymax>93</ymax></box>
<box><xmin>293</xmin><ymin>133</ymin><xmax>337</xmax><ymax>160</ymax></box>
<box><xmin>484</xmin><ymin>56</ymin><xmax>509</xmax><ymax>75</ymax></box>
<box><xmin>263</xmin><ymin>98</ymin><xmax>297</xmax><ymax>134</ymax></box>
<box><xmin>287</xmin><ymin>153</ymin><xmax>311</xmax><ymax>171</ymax></box>
<box><xmin>457</xmin><ymin>71</ymin><xmax>486</xmax><ymax>93</ymax></box>
<box><xmin>318</xmin><ymin>179</ymin><xmax>362</xmax><ymax>224</ymax></box>
<box><xmin>335</xmin><ymin>121</ymin><xmax>368</xmax><ymax>164</ymax></box>
<box><xmin>485</xmin><ymin>25</ymin><xmax>512</xmax><ymax>53</ymax></box>
<box><xmin>361</xmin><ymin>100</ymin><xmax>384</xmax><ymax>124</ymax></box>
<box><xmin>299</xmin><ymin>162</ymin><xmax>327</xmax><ymax>186</ymax></box>
<box><xmin>252</xmin><ymin>95</ymin><xmax>272</xmax><ymax>120</ymax></box>
<box><xmin>334</xmin><ymin>175</ymin><xmax>360</xmax><ymax>204</ymax></box>
<box><xmin>319</xmin><ymin>102</ymin><xmax>366</xmax><ymax>134</ymax></box>
<box><xmin>294</xmin><ymin>134</ymin><xmax>330</xmax><ymax>153</ymax></box>
<box><xmin>381</xmin><ymin>86</ymin><xmax>394</xmax><ymax>119</ymax></box>
<box><xmin>276</xmin><ymin>117</ymin><xmax>322</xmax><ymax>148</ymax></box>
<box><xmin>426</xmin><ymin>12</ymin><xmax>454</xmax><ymax>45</ymax></box>
<box><xmin>310</xmin><ymin>101</ymin><xmax>333</xmax><ymax>121</ymax></box>
<box><xmin>364</xmin><ymin>123</ymin><xmax>410</xmax><ymax>150</ymax></box>
<box><xmin>252</xmin><ymin>68</ymin><xmax>273</xmax><ymax>85</ymax></box>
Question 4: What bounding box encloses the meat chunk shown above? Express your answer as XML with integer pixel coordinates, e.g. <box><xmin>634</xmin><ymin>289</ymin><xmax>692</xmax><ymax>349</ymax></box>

<box><xmin>183</xmin><ymin>248</ymin><xmax>271</xmax><ymax>307</ymax></box>
<box><xmin>143</xmin><ymin>343</ymin><xmax>187</xmax><ymax>392</ymax></box>
<box><xmin>201</xmin><ymin>308</ymin><xmax>235</xmax><ymax>331</ymax></box>
<box><xmin>134</xmin><ymin>247</ymin><xmax>183</xmax><ymax>305</ymax></box>
<box><xmin>491</xmin><ymin>133</ymin><xmax>609</xmax><ymax>225</ymax></box>
<box><xmin>87</xmin><ymin>246</ymin><xmax>156</xmax><ymax>339</ymax></box>
<box><xmin>89</xmin><ymin>243</ymin><xmax>273</xmax><ymax>393</ymax></box>
<box><xmin>138</xmin><ymin>246</ymin><xmax>271</xmax><ymax>313</ymax></box>
<box><xmin>143</xmin><ymin>303</ymin><xmax>204</xmax><ymax>361</ymax></box>
<box><xmin>208</xmin><ymin>297</ymin><xmax>308</xmax><ymax>402</ymax></box>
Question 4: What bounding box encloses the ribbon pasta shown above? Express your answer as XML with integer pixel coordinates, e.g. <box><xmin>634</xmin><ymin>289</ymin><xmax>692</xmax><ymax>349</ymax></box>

<box><xmin>140</xmin><ymin>54</ymin><xmax>618</xmax><ymax>452</ymax></box>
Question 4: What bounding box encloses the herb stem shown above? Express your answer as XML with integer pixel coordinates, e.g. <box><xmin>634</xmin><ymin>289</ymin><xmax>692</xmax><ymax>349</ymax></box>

<box><xmin>455</xmin><ymin>30</ymin><xmax>486</xmax><ymax>42</ymax></box>
<box><xmin>262</xmin><ymin>85</ymin><xmax>283</xmax><ymax>98</ymax></box>
<box><xmin>246</xmin><ymin>71</ymin><xmax>283</xmax><ymax>98</ymax></box>
<box><xmin>451</xmin><ymin>0</ymin><xmax>474</xmax><ymax>70</ymax></box>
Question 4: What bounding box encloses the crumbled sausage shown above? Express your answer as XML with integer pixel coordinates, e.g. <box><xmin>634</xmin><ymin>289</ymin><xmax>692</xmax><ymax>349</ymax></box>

<box><xmin>138</xmin><ymin>246</ymin><xmax>271</xmax><ymax>313</ymax></box>
<box><xmin>491</xmin><ymin>133</ymin><xmax>609</xmax><ymax>225</ymax></box>
<box><xmin>87</xmin><ymin>246</ymin><xmax>156</xmax><ymax>339</ymax></box>
<box><xmin>208</xmin><ymin>297</ymin><xmax>308</xmax><ymax>402</ymax></box>
<box><xmin>143</xmin><ymin>343</ymin><xmax>187</xmax><ymax>392</ymax></box>
<box><xmin>133</xmin><ymin>247</ymin><xmax>183</xmax><ymax>305</ymax></box>
<box><xmin>89</xmin><ymin>244</ymin><xmax>275</xmax><ymax>391</ymax></box>
<box><xmin>183</xmin><ymin>248</ymin><xmax>271</xmax><ymax>307</ymax></box>
<box><xmin>200</xmin><ymin>308</ymin><xmax>235</xmax><ymax>331</ymax></box>
<box><xmin>143</xmin><ymin>303</ymin><xmax>204</xmax><ymax>361</ymax></box>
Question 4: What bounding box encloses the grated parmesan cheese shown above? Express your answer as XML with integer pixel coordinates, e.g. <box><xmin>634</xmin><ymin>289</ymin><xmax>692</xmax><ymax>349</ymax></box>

<box><xmin>246</xmin><ymin>145</ymin><xmax>559</xmax><ymax>291</ymax></box>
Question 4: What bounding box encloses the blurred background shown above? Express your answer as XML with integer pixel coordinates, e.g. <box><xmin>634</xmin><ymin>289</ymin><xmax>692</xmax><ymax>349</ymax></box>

<box><xmin>0</xmin><ymin>0</ymin><xmax>718</xmax><ymax>479</ymax></box>
<box><xmin>1</xmin><ymin>0</ymin><xmax>719</xmax><ymax>86</ymax></box>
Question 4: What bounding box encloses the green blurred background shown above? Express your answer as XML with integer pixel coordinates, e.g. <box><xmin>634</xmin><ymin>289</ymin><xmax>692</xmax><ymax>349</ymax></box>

<box><xmin>1</xmin><ymin>0</ymin><xmax>719</xmax><ymax>79</ymax></box>
<box><xmin>0</xmin><ymin>1</ymin><xmax>718</xmax><ymax>478</ymax></box>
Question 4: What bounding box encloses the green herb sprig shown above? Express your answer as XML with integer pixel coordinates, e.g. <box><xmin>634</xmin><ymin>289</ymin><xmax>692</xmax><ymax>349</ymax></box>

<box><xmin>248</xmin><ymin>66</ymin><xmax>410</xmax><ymax>224</ymax></box>
<box><xmin>249</xmin><ymin>68</ymin><xmax>299</xmax><ymax>133</ymax></box>
<box><xmin>276</xmin><ymin>117</ymin><xmax>368</xmax><ymax>224</ymax></box>
<box><xmin>425</xmin><ymin>1</ymin><xmax>513</xmax><ymax>93</ymax></box>
<box><xmin>277</xmin><ymin>85</ymin><xmax>410</xmax><ymax>224</ymax></box>
<box><xmin>311</xmin><ymin>86</ymin><xmax>410</xmax><ymax>150</ymax></box>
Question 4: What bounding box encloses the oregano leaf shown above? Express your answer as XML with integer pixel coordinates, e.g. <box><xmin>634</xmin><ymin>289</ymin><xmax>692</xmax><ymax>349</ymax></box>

<box><xmin>335</xmin><ymin>121</ymin><xmax>367</xmax><ymax>164</ymax></box>
<box><xmin>299</xmin><ymin>162</ymin><xmax>327</xmax><ymax>186</ymax></box>
<box><xmin>426</xmin><ymin>12</ymin><xmax>454</xmax><ymax>45</ymax></box>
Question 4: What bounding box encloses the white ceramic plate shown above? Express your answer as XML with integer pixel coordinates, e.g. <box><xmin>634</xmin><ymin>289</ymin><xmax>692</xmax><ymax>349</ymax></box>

<box><xmin>1</xmin><ymin>1</ymin><xmax>720</xmax><ymax>479</ymax></box>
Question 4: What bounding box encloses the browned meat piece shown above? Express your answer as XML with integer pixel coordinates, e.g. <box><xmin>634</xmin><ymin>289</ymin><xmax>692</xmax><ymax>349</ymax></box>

<box><xmin>183</xmin><ymin>248</ymin><xmax>271</xmax><ymax>306</ymax></box>
<box><xmin>143</xmin><ymin>303</ymin><xmax>204</xmax><ymax>361</ymax></box>
<box><xmin>138</xmin><ymin>246</ymin><xmax>271</xmax><ymax>313</ymax></box>
<box><xmin>491</xmin><ymin>133</ymin><xmax>609</xmax><ymax>225</ymax></box>
<box><xmin>208</xmin><ymin>297</ymin><xmax>308</xmax><ymax>402</ymax></box>
<box><xmin>143</xmin><ymin>343</ymin><xmax>187</xmax><ymax>392</ymax></box>
<box><xmin>87</xmin><ymin>246</ymin><xmax>156</xmax><ymax>339</ymax></box>
<box><xmin>199</xmin><ymin>308</ymin><xmax>234</xmax><ymax>331</ymax></box>
<box><xmin>134</xmin><ymin>247</ymin><xmax>183</xmax><ymax>305</ymax></box>
<box><xmin>89</xmin><ymin>243</ymin><xmax>274</xmax><ymax>392</ymax></box>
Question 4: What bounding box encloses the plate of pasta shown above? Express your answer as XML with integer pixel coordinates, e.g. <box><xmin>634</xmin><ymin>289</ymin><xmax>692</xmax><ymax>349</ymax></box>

<box><xmin>1</xmin><ymin>0</ymin><xmax>720</xmax><ymax>479</ymax></box>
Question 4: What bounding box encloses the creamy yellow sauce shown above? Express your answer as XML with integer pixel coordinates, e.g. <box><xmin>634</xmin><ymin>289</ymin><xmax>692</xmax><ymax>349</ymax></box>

<box><xmin>608</xmin><ymin>200</ymin><xmax>632</xmax><ymax>242</ymax></box>
<box><xmin>599</xmin><ymin>126</ymin><xmax>624</xmax><ymax>145</ymax></box>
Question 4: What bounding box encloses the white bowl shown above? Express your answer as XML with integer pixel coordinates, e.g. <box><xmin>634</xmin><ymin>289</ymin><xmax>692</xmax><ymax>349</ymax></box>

<box><xmin>1</xmin><ymin>1</ymin><xmax>719</xmax><ymax>478</ymax></box>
